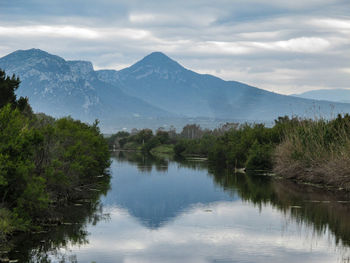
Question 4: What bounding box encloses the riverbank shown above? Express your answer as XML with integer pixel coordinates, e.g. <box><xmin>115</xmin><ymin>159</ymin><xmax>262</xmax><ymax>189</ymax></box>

<box><xmin>274</xmin><ymin>115</ymin><xmax>350</xmax><ymax>191</ymax></box>
<box><xmin>107</xmin><ymin>116</ymin><xmax>350</xmax><ymax>191</ymax></box>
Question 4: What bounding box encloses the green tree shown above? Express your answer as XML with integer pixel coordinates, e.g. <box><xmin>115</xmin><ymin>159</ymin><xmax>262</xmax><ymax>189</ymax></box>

<box><xmin>0</xmin><ymin>105</ymin><xmax>48</xmax><ymax>221</ymax></box>
<box><xmin>0</xmin><ymin>69</ymin><xmax>20</xmax><ymax>108</ymax></box>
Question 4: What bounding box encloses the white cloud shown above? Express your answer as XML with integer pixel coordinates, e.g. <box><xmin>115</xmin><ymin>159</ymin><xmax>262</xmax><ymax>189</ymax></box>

<box><xmin>310</xmin><ymin>18</ymin><xmax>350</xmax><ymax>30</ymax></box>
<box><xmin>0</xmin><ymin>25</ymin><xmax>100</xmax><ymax>39</ymax></box>
<box><xmin>253</xmin><ymin>37</ymin><xmax>331</xmax><ymax>53</ymax></box>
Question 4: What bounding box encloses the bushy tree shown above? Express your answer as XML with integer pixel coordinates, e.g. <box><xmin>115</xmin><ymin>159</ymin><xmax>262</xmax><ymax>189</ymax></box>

<box><xmin>0</xmin><ymin>69</ymin><xmax>111</xmax><ymax>239</ymax></box>
<box><xmin>0</xmin><ymin>105</ymin><xmax>48</xmax><ymax>222</ymax></box>
<box><xmin>0</xmin><ymin>69</ymin><xmax>31</xmax><ymax>113</ymax></box>
<box><xmin>0</xmin><ymin>70</ymin><xmax>19</xmax><ymax>108</ymax></box>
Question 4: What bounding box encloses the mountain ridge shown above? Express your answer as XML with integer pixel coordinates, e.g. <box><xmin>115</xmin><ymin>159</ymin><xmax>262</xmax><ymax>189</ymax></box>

<box><xmin>294</xmin><ymin>89</ymin><xmax>350</xmax><ymax>104</ymax></box>
<box><xmin>1</xmin><ymin>48</ymin><xmax>350</xmax><ymax>131</ymax></box>
<box><xmin>97</xmin><ymin>51</ymin><xmax>350</xmax><ymax>120</ymax></box>
<box><xmin>0</xmin><ymin>49</ymin><xmax>172</xmax><ymax>123</ymax></box>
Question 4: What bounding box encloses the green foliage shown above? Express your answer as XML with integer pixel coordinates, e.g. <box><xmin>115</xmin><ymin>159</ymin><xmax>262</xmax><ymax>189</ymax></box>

<box><xmin>150</xmin><ymin>145</ymin><xmax>174</xmax><ymax>159</ymax></box>
<box><xmin>111</xmin><ymin>120</ymin><xmax>286</xmax><ymax>170</ymax></box>
<box><xmin>206</xmin><ymin>121</ymin><xmax>289</xmax><ymax>170</ymax></box>
<box><xmin>141</xmin><ymin>136</ymin><xmax>161</xmax><ymax>153</ymax></box>
<box><xmin>0</xmin><ymin>105</ymin><xmax>48</xmax><ymax>219</ymax></box>
<box><xmin>0</xmin><ymin>69</ymin><xmax>31</xmax><ymax>113</ymax></box>
<box><xmin>40</xmin><ymin>117</ymin><xmax>111</xmax><ymax>201</ymax></box>
<box><xmin>0</xmin><ymin>69</ymin><xmax>20</xmax><ymax>108</ymax></box>
<box><xmin>0</xmin><ymin>208</ymin><xmax>15</xmax><ymax>241</ymax></box>
<box><xmin>111</xmin><ymin>129</ymin><xmax>175</xmax><ymax>154</ymax></box>
<box><xmin>174</xmin><ymin>140</ymin><xmax>187</xmax><ymax>156</ymax></box>
<box><xmin>135</xmin><ymin>129</ymin><xmax>153</xmax><ymax>144</ymax></box>
<box><xmin>155</xmin><ymin>130</ymin><xmax>170</xmax><ymax>144</ymax></box>
<box><xmin>107</xmin><ymin>131</ymin><xmax>130</xmax><ymax>149</ymax></box>
<box><xmin>0</xmin><ymin>69</ymin><xmax>111</xmax><ymax>239</ymax></box>
<box><xmin>245</xmin><ymin>141</ymin><xmax>273</xmax><ymax>170</ymax></box>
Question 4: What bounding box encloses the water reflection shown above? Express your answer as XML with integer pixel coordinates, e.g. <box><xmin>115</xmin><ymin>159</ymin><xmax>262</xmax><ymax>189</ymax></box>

<box><xmin>4</xmin><ymin>177</ymin><xmax>111</xmax><ymax>263</ymax></box>
<box><xmin>117</xmin><ymin>151</ymin><xmax>171</xmax><ymax>173</ymax></box>
<box><xmin>103</xmin><ymin>152</ymin><xmax>237</xmax><ymax>228</ymax></box>
<box><xmin>210</xmin><ymin>167</ymin><xmax>350</xmax><ymax>248</ymax></box>
<box><xmin>5</xmin><ymin>152</ymin><xmax>350</xmax><ymax>262</ymax></box>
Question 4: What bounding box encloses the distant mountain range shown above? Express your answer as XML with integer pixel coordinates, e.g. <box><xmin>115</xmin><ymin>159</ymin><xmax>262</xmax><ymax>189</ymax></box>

<box><xmin>1</xmin><ymin>48</ymin><xmax>349</xmax><ymax>131</ymax></box>
<box><xmin>294</xmin><ymin>89</ymin><xmax>350</xmax><ymax>104</ymax></box>
<box><xmin>0</xmin><ymin>49</ymin><xmax>171</xmax><ymax>123</ymax></box>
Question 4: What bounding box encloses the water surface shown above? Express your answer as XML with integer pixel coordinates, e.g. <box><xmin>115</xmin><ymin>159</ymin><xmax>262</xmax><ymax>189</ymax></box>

<box><xmin>8</xmin><ymin>152</ymin><xmax>350</xmax><ymax>262</ymax></box>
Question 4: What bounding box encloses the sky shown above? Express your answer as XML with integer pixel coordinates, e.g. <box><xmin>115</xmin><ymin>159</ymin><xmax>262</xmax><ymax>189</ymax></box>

<box><xmin>0</xmin><ymin>0</ymin><xmax>349</xmax><ymax>94</ymax></box>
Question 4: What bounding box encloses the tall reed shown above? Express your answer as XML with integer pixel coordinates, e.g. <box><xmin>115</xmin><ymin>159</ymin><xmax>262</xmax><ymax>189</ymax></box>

<box><xmin>274</xmin><ymin>114</ymin><xmax>350</xmax><ymax>190</ymax></box>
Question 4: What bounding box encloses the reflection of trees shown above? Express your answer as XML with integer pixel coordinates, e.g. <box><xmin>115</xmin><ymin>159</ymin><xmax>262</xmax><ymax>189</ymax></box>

<box><xmin>174</xmin><ymin>156</ymin><xmax>208</xmax><ymax>171</ymax></box>
<box><xmin>112</xmin><ymin>151</ymin><xmax>209</xmax><ymax>173</ymax></box>
<box><xmin>274</xmin><ymin>180</ymin><xmax>350</xmax><ymax>247</ymax></box>
<box><xmin>112</xmin><ymin>151</ymin><xmax>169</xmax><ymax>173</ymax></box>
<box><xmin>5</xmin><ymin>175</ymin><xmax>111</xmax><ymax>263</ymax></box>
<box><xmin>209</xmin><ymin>167</ymin><xmax>350</xmax><ymax>247</ymax></box>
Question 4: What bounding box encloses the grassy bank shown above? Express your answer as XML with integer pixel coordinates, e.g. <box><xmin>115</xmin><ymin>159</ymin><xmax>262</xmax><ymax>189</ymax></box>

<box><xmin>150</xmin><ymin>145</ymin><xmax>174</xmax><ymax>159</ymax></box>
<box><xmin>274</xmin><ymin>115</ymin><xmax>350</xmax><ymax>190</ymax></box>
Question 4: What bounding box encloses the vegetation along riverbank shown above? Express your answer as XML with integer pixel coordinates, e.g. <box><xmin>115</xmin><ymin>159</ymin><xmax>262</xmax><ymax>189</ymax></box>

<box><xmin>0</xmin><ymin>70</ymin><xmax>111</xmax><ymax>244</ymax></box>
<box><xmin>108</xmin><ymin>116</ymin><xmax>350</xmax><ymax>191</ymax></box>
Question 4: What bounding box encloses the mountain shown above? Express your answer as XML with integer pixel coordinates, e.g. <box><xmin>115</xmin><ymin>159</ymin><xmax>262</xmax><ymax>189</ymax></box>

<box><xmin>1</xmin><ymin>49</ymin><xmax>350</xmax><ymax>132</ymax></box>
<box><xmin>294</xmin><ymin>89</ymin><xmax>350</xmax><ymax>104</ymax></box>
<box><xmin>97</xmin><ymin>52</ymin><xmax>350</xmax><ymax>120</ymax></box>
<box><xmin>0</xmin><ymin>49</ymin><xmax>171</xmax><ymax>124</ymax></box>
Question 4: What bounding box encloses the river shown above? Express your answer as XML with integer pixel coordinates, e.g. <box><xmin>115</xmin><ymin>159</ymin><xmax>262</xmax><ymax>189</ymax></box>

<box><xmin>7</xmin><ymin>152</ymin><xmax>350</xmax><ymax>262</ymax></box>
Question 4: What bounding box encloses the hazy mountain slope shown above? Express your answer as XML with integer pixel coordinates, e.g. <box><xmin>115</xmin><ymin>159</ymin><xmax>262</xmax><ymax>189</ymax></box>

<box><xmin>0</xmin><ymin>49</ymin><xmax>172</xmax><ymax>123</ymax></box>
<box><xmin>97</xmin><ymin>52</ymin><xmax>350</xmax><ymax>120</ymax></box>
<box><xmin>1</xmin><ymin>49</ymin><xmax>350</xmax><ymax>131</ymax></box>
<box><xmin>294</xmin><ymin>89</ymin><xmax>350</xmax><ymax>104</ymax></box>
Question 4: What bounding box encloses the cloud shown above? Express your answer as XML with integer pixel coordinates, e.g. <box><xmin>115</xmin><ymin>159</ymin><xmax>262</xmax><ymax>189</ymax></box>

<box><xmin>237</xmin><ymin>31</ymin><xmax>283</xmax><ymax>40</ymax></box>
<box><xmin>310</xmin><ymin>18</ymin><xmax>350</xmax><ymax>30</ymax></box>
<box><xmin>129</xmin><ymin>13</ymin><xmax>156</xmax><ymax>24</ymax></box>
<box><xmin>253</xmin><ymin>37</ymin><xmax>331</xmax><ymax>53</ymax></box>
<box><xmin>0</xmin><ymin>0</ymin><xmax>349</xmax><ymax>94</ymax></box>
<box><xmin>0</xmin><ymin>25</ymin><xmax>100</xmax><ymax>39</ymax></box>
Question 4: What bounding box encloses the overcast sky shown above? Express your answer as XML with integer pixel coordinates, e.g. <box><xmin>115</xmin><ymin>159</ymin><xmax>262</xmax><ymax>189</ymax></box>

<box><xmin>0</xmin><ymin>0</ymin><xmax>349</xmax><ymax>94</ymax></box>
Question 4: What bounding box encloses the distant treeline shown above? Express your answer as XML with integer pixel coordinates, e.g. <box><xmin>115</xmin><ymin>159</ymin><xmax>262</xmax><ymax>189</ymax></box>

<box><xmin>108</xmin><ymin>115</ymin><xmax>350</xmax><ymax>191</ymax></box>
<box><xmin>0</xmin><ymin>70</ymin><xmax>110</xmax><ymax>242</ymax></box>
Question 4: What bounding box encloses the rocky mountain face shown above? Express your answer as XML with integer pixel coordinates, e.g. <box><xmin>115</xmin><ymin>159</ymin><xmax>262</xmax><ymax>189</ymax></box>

<box><xmin>1</xmin><ymin>49</ymin><xmax>350</xmax><ymax>131</ymax></box>
<box><xmin>98</xmin><ymin>52</ymin><xmax>350</xmax><ymax>120</ymax></box>
<box><xmin>0</xmin><ymin>49</ymin><xmax>171</xmax><ymax>123</ymax></box>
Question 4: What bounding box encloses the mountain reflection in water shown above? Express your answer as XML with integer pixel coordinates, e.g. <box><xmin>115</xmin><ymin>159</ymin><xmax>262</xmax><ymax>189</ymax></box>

<box><xmin>6</xmin><ymin>151</ymin><xmax>350</xmax><ymax>263</ymax></box>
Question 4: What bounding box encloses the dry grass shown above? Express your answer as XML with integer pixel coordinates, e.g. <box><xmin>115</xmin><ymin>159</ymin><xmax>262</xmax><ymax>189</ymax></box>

<box><xmin>274</xmin><ymin>117</ymin><xmax>350</xmax><ymax>190</ymax></box>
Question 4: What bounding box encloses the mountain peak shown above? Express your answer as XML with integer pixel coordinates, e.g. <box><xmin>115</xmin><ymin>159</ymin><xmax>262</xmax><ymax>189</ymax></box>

<box><xmin>121</xmin><ymin>52</ymin><xmax>186</xmax><ymax>79</ymax></box>
<box><xmin>0</xmin><ymin>48</ymin><xmax>66</xmax><ymax>70</ymax></box>
<box><xmin>146</xmin><ymin>51</ymin><xmax>170</xmax><ymax>59</ymax></box>
<box><xmin>21</xmin><ymin>48</ymin><xmax>49</xmax><ymax>55</ymax></box>
<box><xmin>3</xmin><ymin>48</ymin><xmax>60</xmax><ymax>60</ymax></box>
<box><xmin>140</xmin><ymin>51</ymin><xmax>180</xmax><ymax>66</ymax></box>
